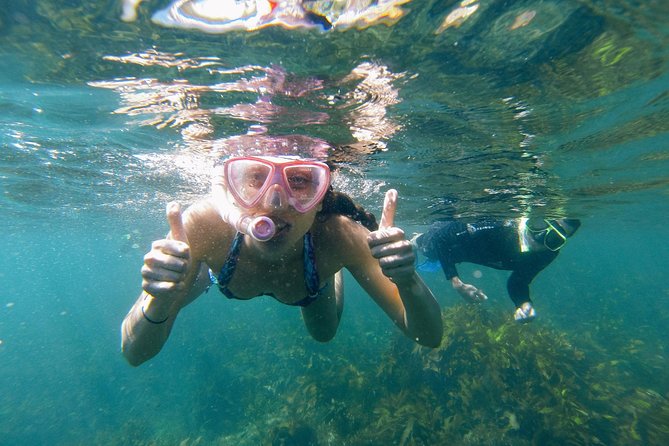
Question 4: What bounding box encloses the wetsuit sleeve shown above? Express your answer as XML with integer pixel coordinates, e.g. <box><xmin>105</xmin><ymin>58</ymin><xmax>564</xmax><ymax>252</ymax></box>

<box><xmin>432</xmin><ymin>222</ymin><xmax>467</xmax><ymax>280</ymax></box>
<box><xmin>436</xmin><ymin>249</ymin><xmax>459</xmax><ymax>280</ymax></box>
<box><xmin>507</xmin><ymin>251</ymin><xmax>558</xmax><ymax>307</ymax></box>
<box><xmin>420</xmin><ymin>220</ymin><xmax>471</xmax><ymax>280</ymax></box>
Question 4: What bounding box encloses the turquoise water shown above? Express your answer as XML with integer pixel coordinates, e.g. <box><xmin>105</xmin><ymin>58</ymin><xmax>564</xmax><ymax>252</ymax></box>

<box><xmin>1</xmin><ymin>1</ymin><xmax>668</xmax><ymax>445</ymax></box>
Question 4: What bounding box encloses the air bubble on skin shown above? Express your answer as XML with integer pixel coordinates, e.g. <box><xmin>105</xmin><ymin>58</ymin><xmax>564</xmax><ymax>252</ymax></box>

<box><xmin>473</xmin><ymin>270</ymin><xmax>483</xmax><ymax>278</ymax></box>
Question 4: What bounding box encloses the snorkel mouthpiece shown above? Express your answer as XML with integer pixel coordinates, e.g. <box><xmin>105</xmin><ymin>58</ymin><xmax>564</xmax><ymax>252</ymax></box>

<box><xmin>244</xmin><ymin>215</ymin><xmax>276</xmax><ymax>241</ymax></box>
<box><xmin>229</xmin><ymin>214</ymin><xmax>276</xmax><ymax>242</ymax></box>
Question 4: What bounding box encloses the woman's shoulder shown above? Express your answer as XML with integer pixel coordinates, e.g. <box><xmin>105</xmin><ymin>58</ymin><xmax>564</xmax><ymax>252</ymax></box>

<box><xmin>182</xmin><ymin>197</ymin><xmax>234</xmax><ymax>250</ymax></box>
<box><xmin>313</xmin><ymin>214</ymin><xmax>370</xmax><ymax>254</ymax></box>
<box><xmin>316</xmin><ymin>213</ymin><xmax>369</xmax><ymax>232</ymax></box>
<box><xmin>182</xmin><ymin>198</ymin><xmax>222</xmax><ymax>228</ymax></box>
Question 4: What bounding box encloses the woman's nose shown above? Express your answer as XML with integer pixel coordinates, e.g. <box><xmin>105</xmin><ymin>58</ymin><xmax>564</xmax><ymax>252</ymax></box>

<box><xmin>262</xmin><ymin>183</ymin><xmax>288</xmax><ymax>210</ymax></box>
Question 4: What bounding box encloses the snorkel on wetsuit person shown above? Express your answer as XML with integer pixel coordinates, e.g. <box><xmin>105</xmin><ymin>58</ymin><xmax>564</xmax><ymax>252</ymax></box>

<box><xmin>414</xmin><ymin>217</ymin><xmax>581</xmax><ymax>322</ymax></box>
<box><xmin>121</xmin><ymin>154</ymin><xmax>443</xmax><ymax>366</ymax></box>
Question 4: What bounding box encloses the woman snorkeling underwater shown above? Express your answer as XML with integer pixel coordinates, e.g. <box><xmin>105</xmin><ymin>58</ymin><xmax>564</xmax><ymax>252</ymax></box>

<box><xmin>121</xmin><ymin>154</ymin><xmax>443</xmax><ymax>366</ymax></box>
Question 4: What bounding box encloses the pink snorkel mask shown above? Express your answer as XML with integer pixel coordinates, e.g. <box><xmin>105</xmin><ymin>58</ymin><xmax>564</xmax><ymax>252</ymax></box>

<box><xmin>218</xmin><ymin>155</ymin><xmax>331</xmax><ymax>241</ymax></box>
<box><xmin>223</xmin><ymin>156</ymin><xmax>331</xmax><ymax>213</ymax></box>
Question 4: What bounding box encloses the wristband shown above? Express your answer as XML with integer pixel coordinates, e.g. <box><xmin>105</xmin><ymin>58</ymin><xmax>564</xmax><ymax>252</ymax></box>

<box><xmin>141</xmin><ymin>305</ymin><xmax>169</xmax><ymax>324</ymax></box>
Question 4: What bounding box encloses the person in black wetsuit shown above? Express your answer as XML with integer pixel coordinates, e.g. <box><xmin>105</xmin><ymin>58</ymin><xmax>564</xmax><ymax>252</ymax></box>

<box><xmin>414</xmin><ymin>218</ymin><xmax>581</xmax><ymax>322</ymax></box>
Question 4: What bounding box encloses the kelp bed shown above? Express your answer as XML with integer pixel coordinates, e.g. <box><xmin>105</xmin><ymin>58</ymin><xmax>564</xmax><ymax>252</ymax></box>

<box><xmin>237</xmin><ymin>306</ymin><xmax>668</xmax><ymax>446</ymax></box>
<box><xmin>103</xmin><ymin>305</ymin><xmax>669</xmax><ymax>446</ymax></box>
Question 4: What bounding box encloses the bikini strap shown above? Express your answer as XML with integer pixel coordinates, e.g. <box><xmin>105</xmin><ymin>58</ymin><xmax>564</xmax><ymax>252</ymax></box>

<box><xmin>303</xmin><ymin>231</ymin><xmax>321</xmax><ymax>298</ymax></box>
<box><xmin>217</xmin><ymin>232</ymin><xmax>244</xmax><ymax>288</ymax></box>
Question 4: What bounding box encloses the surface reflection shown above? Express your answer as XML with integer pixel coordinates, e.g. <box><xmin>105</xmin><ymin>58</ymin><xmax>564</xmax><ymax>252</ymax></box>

<box><xmin>122</xmin><ymin>0</ymin><xmax>413</xmax><ymax>32</ymax></box>
<box><xmin>90</xmin><ymin>51</ymin><xmax>404</xmax><ymax>164</ymax></box>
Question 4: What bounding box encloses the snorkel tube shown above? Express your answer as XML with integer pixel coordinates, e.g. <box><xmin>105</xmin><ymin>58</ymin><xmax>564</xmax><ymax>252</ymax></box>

<box><xmin>217</xmin><ymin>194</ymin><xmax>276</xmax><ymax>241</ymax></box>
<box><xmin>212</xmin><ymin>187</ymin><xmax>276</xmax><ymax>242</ymax></box>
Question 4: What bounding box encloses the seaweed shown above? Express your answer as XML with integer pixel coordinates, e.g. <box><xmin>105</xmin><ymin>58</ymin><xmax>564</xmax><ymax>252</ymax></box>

<box><xmin>83</xmin><ymin>302</ymin><xmax>669</xmax><ymax>446</ymax></box>
<box><xmin>234</xmin><ymin>304</ymin><xmax>669</xmax><ymax>446</ymax></box>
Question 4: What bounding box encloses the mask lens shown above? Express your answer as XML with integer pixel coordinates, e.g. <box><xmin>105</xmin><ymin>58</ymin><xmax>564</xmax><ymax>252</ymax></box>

<box><xmin>283</xmin><ymin>164</ymin><xmax>329</xmax><ymax>212</ymax></box>
<box><xmin>544</xmin><ymin>222</ymin><xmax>567</xmax><ymax>251</ymax></box>
<box><xmin>225</xmin><ymin>159</ymin><xmax>273</xmax><ymax>207</ymax></box>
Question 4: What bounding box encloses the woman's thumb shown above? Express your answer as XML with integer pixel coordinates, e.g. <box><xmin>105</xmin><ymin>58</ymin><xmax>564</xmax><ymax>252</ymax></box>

<box><xmin>166</xmin><ymin>201</ymin><xmax>188</xmax><ymax>243</ymax></box>
<box><xmin>379</xmin><ymin>189</ymin><xmax>398</xmax><ymax>230</ymax></box>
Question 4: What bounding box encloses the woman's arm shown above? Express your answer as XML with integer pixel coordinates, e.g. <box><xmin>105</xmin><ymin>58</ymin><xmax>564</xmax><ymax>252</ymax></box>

<box><xmin>121</xmin><ymin>258</ymin><xmax>208</xmax><ymax>366</ymax></box>
<box><xmin>345</xmin><ymin>191</ymin><xmax>443</xmax><ymax>347</ymax></box>
<box><xmin>121</xmin><ymin>203</ymin><xmax>202</xmax><ymax>366</ymax></box>
<box><xmin>364</xmin><ymin>225</ymin><xmax>443</xmax><ymax>347</ymax></box>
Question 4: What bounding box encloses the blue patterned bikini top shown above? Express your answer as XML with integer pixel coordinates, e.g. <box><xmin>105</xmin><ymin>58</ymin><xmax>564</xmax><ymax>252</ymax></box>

<box><xmin>210</xmin><ymin>231</ymin><xmax>325</xmax><ymax>307</ymax></box>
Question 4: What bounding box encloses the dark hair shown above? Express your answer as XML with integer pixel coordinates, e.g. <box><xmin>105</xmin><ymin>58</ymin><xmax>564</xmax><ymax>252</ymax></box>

<box><xmin>317</xmin><ymin>187</ymin><xmax>378</xmax><ymax>231</ymax></box>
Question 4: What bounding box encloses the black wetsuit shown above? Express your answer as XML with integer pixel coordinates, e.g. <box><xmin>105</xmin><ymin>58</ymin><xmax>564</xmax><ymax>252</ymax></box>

<box><xmin>416</xmin><ymin>219</ymin><xmax>560</xmax><ymax>309</ymax></box>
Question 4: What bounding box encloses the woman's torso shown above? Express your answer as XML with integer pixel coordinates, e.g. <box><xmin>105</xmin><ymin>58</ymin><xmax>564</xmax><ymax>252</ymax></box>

<box><xmin>185</xmin><ymin>200</ymin><xmax>366</xmax><ymax>305</ymax></box>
